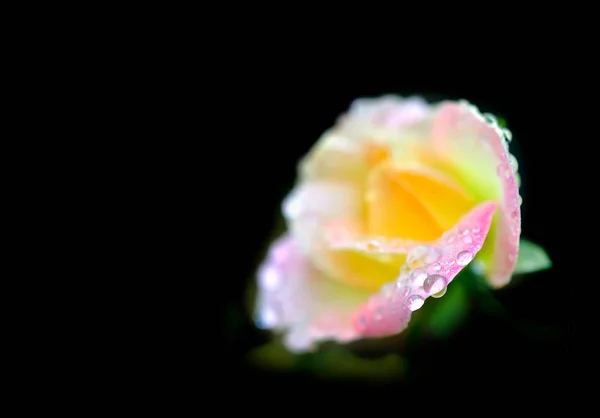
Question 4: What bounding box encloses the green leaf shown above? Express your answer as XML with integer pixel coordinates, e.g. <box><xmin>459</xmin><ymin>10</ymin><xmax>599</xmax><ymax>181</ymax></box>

<box><xmin>514</xmin><ymin>239</ymin><xmax>552</xmax><ymax>274</ymax></box>
<box><xmin>427</xmin><ymin>282</ymin><xmax>469</xmax><ymax>338</ymax></box>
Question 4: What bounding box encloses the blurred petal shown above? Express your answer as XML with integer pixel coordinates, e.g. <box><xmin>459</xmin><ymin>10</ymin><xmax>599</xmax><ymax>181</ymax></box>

<box><xmin>429</xmin><ymin>102</ymin><xmax>521</xmax><ymax>287</ymax></box>
<box><xmin>299</xmin><ymin>131</ymin><xmax>370</xmax><ymax>184</ymax></box>
<box><xmin>299</xmin><ymin>95</ymin><xmax>430</xmax><ymax>184</ymax></box>
<box><xmin>513</xmin><ymin>239</ymin><xmax>552</xmax><ymax>274</ymax></box>
<box><xmin>282</xmin><ymin>180</ymin><xmax>363</xmax><ymax>258</ymax></box>
<box><xmin>255</xmin><ymin>234</ymin><xmax>370</xmax><ymax>352</ymax></box>
<box><xmin>352</xmin><ymin>201</ymin><xmax>497</xmax><ymax>337</ymax></box>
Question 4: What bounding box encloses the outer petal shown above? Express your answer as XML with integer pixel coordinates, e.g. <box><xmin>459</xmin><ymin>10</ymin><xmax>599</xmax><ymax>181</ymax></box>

<box><xmin>255</xmin><ymin>234</ymin><xmax>370</xmax><ymax>352</ymax></box>
<box><xmin>299</xmin><ymin>95</ymin><xmax>430</xmax><ymax>184</ymax></box>
<box><xmin>429</xmin><ymin>102</ymin><xmax>521</xmax><ymax>287</ymax></box>
<box><xmin>282</xmin><ymin>179</ymin><xmax>363</xmax><ymax>255</ymax></box>
<box><xmin>352</xmin><ymin>201</ymin><xmax>497</xmax><ymax>337</ymax></box>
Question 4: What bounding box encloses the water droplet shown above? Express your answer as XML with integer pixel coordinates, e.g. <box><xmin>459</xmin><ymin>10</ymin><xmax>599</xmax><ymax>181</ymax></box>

<box><xmin>518</xmin><ymin>195</ymin><xmax>523</xmax><ymax>206</ymax></box>
<box><xmin>428</xmin><ymin>262</ymin><xmax>441</xmax><ymax>274</ymax></box>
<box><xmin>463</xmin><ymin>235</ymin><xmax>473</xmax><ymax>244</ymax></box>
<box><xmin>509</xmin><ymin>154</ymin><xmax>519</xmax><ymax>172</ymax></box>
<box><xmin>510</xmin><ymin>210</ymin><xmax>519</xmax><ymax>220</ymax></box>
<box><xmin>456</xmin><ymin>250</ymin><xmax>473</xmax><ymax>266</ymax></box>
<box><xmin>259</xmin><ymin>266</ymin><xmax>280</xmax><ymax>290</ymax></box>
<box><xmin>459</xmin><ymin>227</ymin><xmax>469</xmax><ymax>235</ymax></box>
<box><xmin>366</xmin><ymin>240</ymin><xmax>381</xmax><ymax>251</ymax></box>
<box><xmin>446</xmin><ymin>235</ymin><xmax>456</xmax><ymax>244</ymax></box>
<box><xmin>406</xmin><ymin>295</ymin><xmax>424</xmax><ymax>311</ymax></box>
<box><xmin>510</xmin><ymin>224</ymin><xmax>520</xmax><ymax>236</ymax></box>
<box><xmin>400</xmin><ymin>264</ymin><xmax>411</xmax><ymax>275</ymax></box>
<box><xmin>425</xmin><ymin>247</ymin><xmax>442</xmax><ymax>263</ymax></box>
<box><xmin>394</xmin><ymin>284</ymin><xmax>410</xmax><ymax>300</ymax></box>
<box><xmin>483</xmin><ymin>113</ymin><xmax>497</xmax><ymax>125</ymax></box>
<box><xmin>472</xmin><ymin>227</ymin><xmax>480</xmax><ymax>233</ymax></box>
<box><xmin>423</xmin><ymin>274</ymin><xmax>447</xmax><ymax>295</ymax></box>
<box><xmin>431</xmin><ymin>287</ymin><xmax>447</xmax><ymax>298</ymax></box>
<box><xmin>257</xmin><ymin>307</ymin><xmax>278</xmax><ymax>328</ymax></box>
<box><xmin>406</xmin><ymin>245</ymin><xmax>428</xmax><ymax>266</ymax></box>
<box><xmin>503</xmin><ymin>128</ymin><xmax>513</xmax><ymax>142</ymax></box>
<box><xmin>282</xmin><ymin>194</ymin><xmax>302</xmax><ymax>218</ymax></box>
<box><xmin>411</xmin><ymin>268</ymin><xmax>427</xmax><ymax>286</ymax></box>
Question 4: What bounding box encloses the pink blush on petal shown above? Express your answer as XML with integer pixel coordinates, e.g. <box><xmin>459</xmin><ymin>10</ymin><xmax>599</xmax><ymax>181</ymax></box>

<box><xmin>352</xmin><ymin>201</ymin><xmax>498</xmax><ymax>337</ymax></box>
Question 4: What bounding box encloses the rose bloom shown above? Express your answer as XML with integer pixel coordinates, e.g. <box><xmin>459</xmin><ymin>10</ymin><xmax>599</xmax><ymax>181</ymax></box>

<box><xmin>255</xmin><ymin>95</ymin><xmax>548</xmax><ymax>352</ymax></box>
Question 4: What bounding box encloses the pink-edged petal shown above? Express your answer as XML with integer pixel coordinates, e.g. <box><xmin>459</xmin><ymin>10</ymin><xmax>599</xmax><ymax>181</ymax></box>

<box><xmin>351</xmin><ymin>201</ymin><xmax>497</xmax><ymax>338</ymax></box>
<box><xmin>430</xmin><ymin>101</ymin><xmax>521</xmax><ymax>287</ymax></box>
<box><xmin>255</xmin><ymin>234</ymin><xmax>370</xmax><ymax>352</ymax></box>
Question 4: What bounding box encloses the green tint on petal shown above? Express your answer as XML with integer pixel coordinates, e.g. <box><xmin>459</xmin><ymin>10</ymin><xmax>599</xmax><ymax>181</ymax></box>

<box><xmin>427</xmin><ymin>281</ymin><xmax>469</xmax><ymax>338</ymax></box>
<box><xmin>514</xmin><ymin>239</ymin><xmax>552</xmax><ymax>274</ymax></box>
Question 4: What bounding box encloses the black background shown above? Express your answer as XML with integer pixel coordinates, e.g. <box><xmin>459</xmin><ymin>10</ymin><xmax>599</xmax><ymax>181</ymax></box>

<box><xmin>218</xmin><ymin>69</ymin><xmax>567</xmax><ymax>397</ymax></box>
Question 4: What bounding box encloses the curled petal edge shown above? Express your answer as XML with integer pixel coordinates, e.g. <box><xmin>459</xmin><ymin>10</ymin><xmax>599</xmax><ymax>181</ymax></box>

<box><xmin>352</xmin><ymin>200</ymin><xmax>498</xmax><ymax>337</ymax></box>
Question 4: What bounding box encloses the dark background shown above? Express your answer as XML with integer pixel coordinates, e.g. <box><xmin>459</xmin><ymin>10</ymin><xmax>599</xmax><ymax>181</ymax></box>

<box><xmin>219</xmin><ymin>70</ymin><xmax>567</xmax><ymax>396</ymax></box>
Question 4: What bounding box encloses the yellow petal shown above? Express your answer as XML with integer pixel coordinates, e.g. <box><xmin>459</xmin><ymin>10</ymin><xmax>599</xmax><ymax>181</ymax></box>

<box><xmin>366</xmin><ymin>163</ymin><xmax>444</xmax><ymax>241</ymax></box>
<box><xmin>388</xmin><ymin>166</ymin><xmax>477</xmax><ymax>231</ymax></box>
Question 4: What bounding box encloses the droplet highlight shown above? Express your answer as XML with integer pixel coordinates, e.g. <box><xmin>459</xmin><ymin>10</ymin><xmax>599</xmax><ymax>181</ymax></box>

<box><xmin>423</xmin><ymin>274</ymin><xmax>447</xmax><ymax>295</ymax></box>
<box><xmin>456</xmin><ymin>250</ymin><xmax>473</xmax><ymax>266</ymax></box>
<box><xmin>427</xmin><ymin>262</ymin><xmax>441</xmax><ymax>274</ymax></box>
<box><xmin>410</xmin><ymin>268</ymin><xmax>427</xmax><ymax>286</ymax></box>
<box><xmin>431</xmin><ymin>287</ymin><xmax>447</xmax><ymax>298</ymax></box>
<box><xmin>406</xmin><ymin>295</ymin><xmax>424</xmax><ymax>311</ymax></box>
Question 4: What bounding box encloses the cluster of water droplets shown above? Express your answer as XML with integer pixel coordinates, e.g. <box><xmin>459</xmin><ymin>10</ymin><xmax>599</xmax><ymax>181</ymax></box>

<box><xmin>382</xmin><ymin>226</ymin><xmax>482</xmax><ymax>316</ymax></box>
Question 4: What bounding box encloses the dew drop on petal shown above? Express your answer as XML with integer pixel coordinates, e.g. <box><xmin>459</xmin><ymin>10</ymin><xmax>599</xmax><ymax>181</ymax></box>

<box><xmin>456</xmin><ymin>250</ymin><xmax>473</xmax><ymax>266</ymax></box>
<box><xmin>257</xmin><ymin>307</ymin><xmax>278</xmax><ymax>328</ymax></box>
<box><xmin>282</xmin><ymin>195</ymin><xmax>302</xmax><ymax>219</ymax></box>
<box><xmin>411</xmin><ymin>268</ymin><xmax>427</xmax><ymax>286</ymax></box>
<box><xmin>366</xmin><ymin>240</ymin><xmax>381</xmax><ymax>251</ymax></box>
<box><xmin>259</xmin><ymin>266</ymin><xmax>280</xmax><ymax>290</ymax></box>
<box><xmin>431</xmin><ymin>287</ymin><xmax>447</xmax><ymax>298</ymax></box>
<box><xmin>423</xmin><ymin>274</ymin><xmax>447</xmax><ymax>295</ymax></box>
<box><xmin>406</xmin><ymin>295</ymin><xmax>424</xmax><ymax>311</ymax></box>
<box><xmin>503</xmin><ymin>128</ymin><xmax>513</xmax><ymax>142</ymax></box>
<box><xmin>463</xmin><ymin>235</ymin><xmax>472</xmax><ymax>244</ymax></box>
<box><xmin>425</xmin><ymin>247</ymin><xmax>442</xmax><ymax>263</ymax></box>
<box><xmin>509</xmin><ymin>154</ymin><xmax>519</xmax><ymax>172</ymax></box>
<box><xmin>483</xmin><ymin>113</ymin><xmax>497</xmax><ymax>125</ymax></box>
<box><xmin>427</xmin><ymin>262</ymin><xmax>441</xmax><ymax>274</ymax></box>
